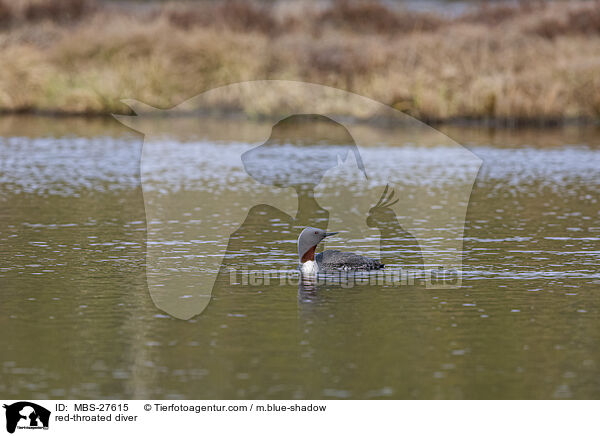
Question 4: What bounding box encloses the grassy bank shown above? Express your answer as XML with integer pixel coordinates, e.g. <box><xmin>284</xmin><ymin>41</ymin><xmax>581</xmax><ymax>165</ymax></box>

<box><xmin>0</xmin><ymin>0</ymin><xmax>599</xmax><ymax>123</ymax></box>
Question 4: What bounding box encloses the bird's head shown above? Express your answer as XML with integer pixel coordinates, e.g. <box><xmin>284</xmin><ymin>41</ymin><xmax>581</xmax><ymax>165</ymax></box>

<box><xmin>297</xmin><ymin>227</ymin><xmax>338</xmax><ymax>263</ymax></box>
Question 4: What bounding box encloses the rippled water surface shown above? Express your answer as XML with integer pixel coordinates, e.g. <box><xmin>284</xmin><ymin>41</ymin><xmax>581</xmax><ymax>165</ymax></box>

<box><xmin>1</xmin><ymin>116</ymin><xmax>599</xmax><ymax>399</ymax></box>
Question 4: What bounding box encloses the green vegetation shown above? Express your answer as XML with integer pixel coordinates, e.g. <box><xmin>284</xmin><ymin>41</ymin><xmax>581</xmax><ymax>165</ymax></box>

<box><xmin>0</xmin><ymin>0</ymin><xmax>599</xmax><ymax>123</ymax></box>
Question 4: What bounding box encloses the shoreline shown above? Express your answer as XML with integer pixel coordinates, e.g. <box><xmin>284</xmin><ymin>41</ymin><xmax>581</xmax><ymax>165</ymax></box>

<box><xmin>1</xmin><ymin>109</ymin><xmax>598</xmax><ymax>129</ymax></box>
<box><xmin>2</xmin><ymin>110</ymin><xmax>599</xmax><ymax>150</ymax></box>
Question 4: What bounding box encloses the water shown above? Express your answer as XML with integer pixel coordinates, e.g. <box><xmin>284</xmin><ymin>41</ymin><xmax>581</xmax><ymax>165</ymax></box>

<box><xmin>0</xmin><ymin>115</ymin><xmax>599</xmax><ymax>399</ymax></box>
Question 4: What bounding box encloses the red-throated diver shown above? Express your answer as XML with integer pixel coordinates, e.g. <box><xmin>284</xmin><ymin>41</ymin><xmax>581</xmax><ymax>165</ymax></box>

<box><xmin>298</xmin><ymin>227</ymin><xmax>384</xmax><ymax>273</ymax></box>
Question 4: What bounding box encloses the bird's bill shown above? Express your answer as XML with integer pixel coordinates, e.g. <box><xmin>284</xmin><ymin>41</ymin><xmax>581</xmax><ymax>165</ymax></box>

<box><xmin>324</xmin><ymin>232</ymin><xmax>339</xmax><ymax>237</ymax></box>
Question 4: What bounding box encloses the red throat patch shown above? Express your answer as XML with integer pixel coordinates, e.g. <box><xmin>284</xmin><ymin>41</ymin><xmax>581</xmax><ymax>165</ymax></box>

<box><xmin>301</xmin><ymin>245</ymin><xmax>317</xmax><ymax>263</ymax></box>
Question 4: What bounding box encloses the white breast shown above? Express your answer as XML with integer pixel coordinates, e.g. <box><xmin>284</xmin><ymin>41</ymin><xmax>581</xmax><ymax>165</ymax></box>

<box><xmin>301</xmin><ymin>260</ymin><xmax>319</xmax><ymax>274</ymax></box>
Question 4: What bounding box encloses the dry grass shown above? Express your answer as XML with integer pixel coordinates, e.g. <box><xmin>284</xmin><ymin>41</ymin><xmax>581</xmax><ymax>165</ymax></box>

<box><xmin>163</xmin><ymin>0</ymin><xmax>280</xmax><ymax>34</ymax></box>
<box><xmin>0</xmin><ymin>0</ymin><xmax>599</xmax><ymax>123</ymax></box>
<box><xmin>315</xmin><ymin>0</ymin><xmax>443</xmax><ymax>34</ymax></box>
<box><xmin>0</xmin><ymin>0</ymin><xmax>95</xmax><ymax>24</ymax></box>
<box><xmin>528</xmin><ymin>1</ymin><xmax>600</xmax><ymax>38</ymax></box>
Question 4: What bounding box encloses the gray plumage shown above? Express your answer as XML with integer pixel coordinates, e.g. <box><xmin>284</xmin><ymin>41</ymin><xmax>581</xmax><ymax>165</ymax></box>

<box><xmin>316</xmin><ymin>250</ymin><xmax>384</xmax><ymax>271</ymax></box>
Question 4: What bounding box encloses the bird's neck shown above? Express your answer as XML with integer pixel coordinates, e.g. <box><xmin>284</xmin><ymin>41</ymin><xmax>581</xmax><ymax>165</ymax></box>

<box><xmin>300</xmin><ymin>245</ymin><xmax>319</xmax><ymax>274</ymax></box>
<box><xmin>301</xmin><ymin>245</ymin><xmax>317</xmax><ymax>263</ymax></box>
<box><xmin>301</xmin><ymin>260</ymin><xmax>319</xmax><ymax>274</ymax></box>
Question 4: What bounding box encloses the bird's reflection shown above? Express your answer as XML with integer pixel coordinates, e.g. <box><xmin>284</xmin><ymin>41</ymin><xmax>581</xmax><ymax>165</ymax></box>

<box><xmin>298</xmin><ymin>275</ymin><xmax>319</xmax><ymax>303</ymax></box>
<box><xmin>297</xmin><ymin>269</ymin><xmax>377</xmax><ymax>304</ymax></box>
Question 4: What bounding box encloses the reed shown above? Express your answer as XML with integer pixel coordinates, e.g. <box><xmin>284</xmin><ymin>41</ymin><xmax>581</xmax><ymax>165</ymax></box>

<box><xmin>0</xmin><ymin>0</ymin><xmax>598</xmax><ymax>123</ymax></box>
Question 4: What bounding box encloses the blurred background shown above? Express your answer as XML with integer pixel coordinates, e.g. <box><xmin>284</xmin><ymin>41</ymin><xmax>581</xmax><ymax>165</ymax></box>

<box><xmin>0</xmin><ymin>0</ymin><xmax>598</xmax><ymax>123</ymax></box>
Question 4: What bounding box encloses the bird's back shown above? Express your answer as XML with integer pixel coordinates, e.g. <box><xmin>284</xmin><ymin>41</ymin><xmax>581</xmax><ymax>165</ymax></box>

<box><xmin>316</xmin><ymin>249</ymin><xmax>384</xmax><ymax>271</ymax></box>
